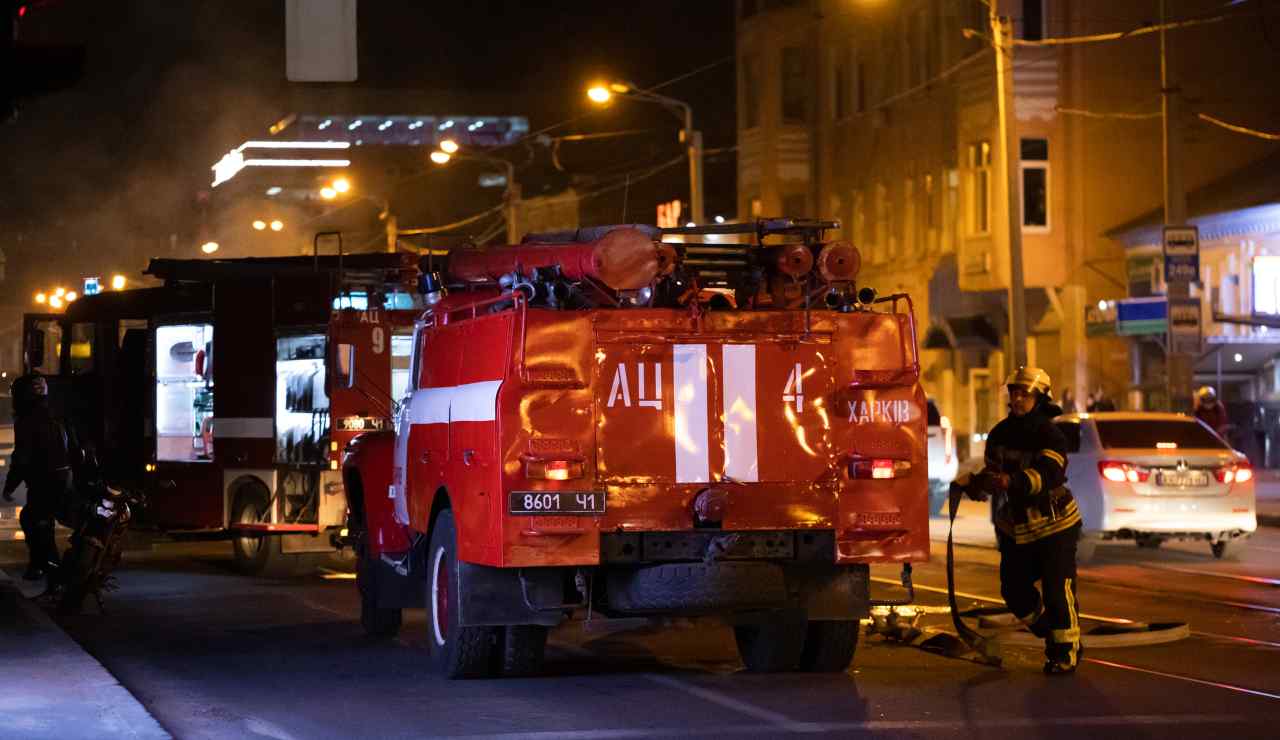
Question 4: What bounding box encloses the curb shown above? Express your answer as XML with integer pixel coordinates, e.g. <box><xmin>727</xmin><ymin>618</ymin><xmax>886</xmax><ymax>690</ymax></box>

<box><xmin>0</xmin><ymin>570</ymin><xmax>171</xmax><ymax>740</ymax></box>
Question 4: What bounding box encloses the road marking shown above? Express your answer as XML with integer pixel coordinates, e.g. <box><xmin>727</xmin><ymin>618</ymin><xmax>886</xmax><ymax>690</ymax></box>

<box><xmin>643</xmin><ymin>674</ymin><xmax>805</xmax><ymax>730</ymax></box>
<box><xmin>1087</xmin><ymin>658</ymin><xmax>1280</xmax><ymax>701</ymax></box>
<box><xmin>1138</xmin><ymin>563</ymin><xmax>1280</xmax><ymax>587</ymax></box>
<box><xmin>451</xmin><ymin>714</ymin><xmax>1248</xmax><ymax>739</ymax></box>
<box><xmin>1191</xmin><ymin>631</ymin><xmax>1280</xmax><ymax>649</ymax></box>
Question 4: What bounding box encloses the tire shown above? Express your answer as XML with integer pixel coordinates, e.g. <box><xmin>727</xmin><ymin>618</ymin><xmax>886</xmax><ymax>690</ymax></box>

<box><xmin>734</xmin><ymin>611</ymin><xmax>806</xmax><ymax>673</ymax></box>
<box><xmin>1136</xmin><ymin>535</ymin><xmax>1164</xmax><ymax>549</ymax></box>
<box><xmin>1211</xmin><ymin>540</ymin><xmax>1241</xmax><ymax>560</ymax></box>
<box><xmin>58</xmin><ymin>539</ymin><xmax>103</xmax><ymax>615</ymax></box>
<box><xmin>357</xmin><ymin>551</ymin><xmax>402</xmax><ymax>638</ymax></box>
<box><xmin>230</xmin><ymin>484</ymin><xmax>308</xmax><ymax>578</ymax></box>
<box><xmin>494</xmin><ymin>625</ymin><xmax>548</xmax><ymax>677</ymax></box>
<box><xmin>798</xmin><ymin>620</ymin><xmax>860</xmax><ymax>673</ymax></box>
<box><xmin>607</xmin><ymin>562</ymin><xmax>786</xmax><ymax>613</ymax></box>
<box><xmin>426</xmin><ymin>510</ymin><xmax>496</xmax><ymax>679</ymax></box>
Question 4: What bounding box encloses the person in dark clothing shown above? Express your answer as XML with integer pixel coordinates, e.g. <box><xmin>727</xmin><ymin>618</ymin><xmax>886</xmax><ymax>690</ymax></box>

<box><xmin>2</xmin><ymin>373</ymin><xmax>73</xmax><ymax>582</ymax></box>
<box><xmin>954</xmin><ymin>367</ymin><xmax>1083</xmax><ymax>674</ymax></box>
<box><xmin>1194</xmin><ymin>386</ymin><xmax>1230</xmax><ymax>437</ymax></box>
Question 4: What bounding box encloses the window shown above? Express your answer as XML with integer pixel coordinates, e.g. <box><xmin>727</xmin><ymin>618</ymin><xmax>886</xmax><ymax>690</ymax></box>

<box><xmin>781</xmin><ymin>47</ymin><xmax>808</xmax><ymax>123</ymax></box>
<box><xmin>832</xmin><ymin>47</ymin><xmax>850</xmax><ymax>120</ymax></box>
<box><xmin>742</xmin><ymin>54</ymin><xmax>760</xmax><ymax>129</ymax></box>
<box><xmin>1021</xmin><ymin>0</ymin><xmax>1044</xmax><ymax>41</ymax></box>
<box><xmin>1020</xmin><ymin>137</ymin><xmax>1049</xmax><ymax>230</ymax></box>
<box><xmin>968</xmin><ymin>141</ymin><xmax>991</xmax><ymax>235</ymax></box>
<box><xmin>1096</xmin><ymin>420</ymin><xmax>1229</xmax><ymax>450</ymax></box>
<box><xmin>156</xmin><ymin>324</ymin><xmax>214</xmax><ymax>463</ymax></box>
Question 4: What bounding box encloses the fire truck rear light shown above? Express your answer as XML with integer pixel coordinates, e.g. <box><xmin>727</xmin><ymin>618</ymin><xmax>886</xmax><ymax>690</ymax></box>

<box><xmin>849</xmin><ymin>458</ymin><xmax>911</xmax><ymax>480</ymax></box>
<box><xmin>526</xmin><ymin>459</ymin><xmax>583</xmax><ymax>480</ymax></box>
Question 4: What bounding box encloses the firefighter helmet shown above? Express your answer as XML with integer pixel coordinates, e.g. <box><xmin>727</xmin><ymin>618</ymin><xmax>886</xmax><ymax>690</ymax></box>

<box><xmin>1005</xmin><ymin>366</ymin><xmax>1052</xmax><ymax>399</ymax></box>
<box><xmin>1195</xmin><ymin>385</ymin><xmax>1217</xmax><ymax>403</ymax></box>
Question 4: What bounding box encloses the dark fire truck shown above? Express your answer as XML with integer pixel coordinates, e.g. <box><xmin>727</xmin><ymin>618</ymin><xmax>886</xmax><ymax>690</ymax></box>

<box><xmin>23</xmin><ymin>253</ymin><xmax>420</xmax><ymax>575</ymax></box>
<box><xmin>344</xmin><ymin>221</ymin><xmax>929</xmax><ymax>677</ymax></box>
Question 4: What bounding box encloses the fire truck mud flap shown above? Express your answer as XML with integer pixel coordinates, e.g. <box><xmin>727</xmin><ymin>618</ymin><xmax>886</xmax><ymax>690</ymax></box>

<box><xmin>605</xmin><ymin>562</ymin><xmax>870</xmax><ymax>618</ymax></box>
<box><xmin>457</xmin><ymin>563</ymin><xmax>566</xmax><ymax>628</ymax></box>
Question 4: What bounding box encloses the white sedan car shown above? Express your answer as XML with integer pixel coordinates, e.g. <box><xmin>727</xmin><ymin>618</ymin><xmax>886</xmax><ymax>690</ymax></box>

<box><xmin>1053</xmin><ymin>412</ymin><xmax>1256</xmax><ymax>560</ymax></box>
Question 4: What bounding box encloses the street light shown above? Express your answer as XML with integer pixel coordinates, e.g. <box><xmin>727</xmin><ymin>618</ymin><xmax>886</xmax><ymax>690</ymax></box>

<box><xmin>201</xmin><ymin>241</ymin><xmax>220</xmax><ymax>254</ymax></box>
<box><xmin>320</xmin><ymin>187</ymin><xmax>337</xmax><ymax>200</ymax></box>
<box><xmin>49</xmin><ymin>295</ymin><xmax>64</xmax><ymax>309</ymax></box>
<box><xmin>587</xmin><ymin>79</ymin><xmax>704</xmax><ymax>224</ymax></box>
<box><xmin>253</xmin><ymin>219</ymin><xmax>267</xmax><ymax>230</ymax></box>
<box><xmin>66</xmin><ymin>291</ymin><xmax>77</xmax><ymax>302</ymax></box>
<box><xmin>111</xmin><ymin>274</ymin><xmax>126</xmax><ymax>290</ymax></box>
<box><xmin>269</xmin><ymin>219</ymin><xmax>284</xmax><ymax>232</ymax></box>
<box><xmin>35</xmin><ymin>292</ymin><xmax>46</xmax><ymax>304</ymax></box>
<box><xmin>54</xmin><ymin>287</ymin><xmax>65</xmax><ymax>298</ymax></box>
<box><xmin>429</xmin><ymin>142</ymin><xmax>520</xmax><ymax>243</ymax></box>
<box><xmin>332</xmin><ymin>177</ymin><xmax>351</xmax><ymax>194</ymax></box>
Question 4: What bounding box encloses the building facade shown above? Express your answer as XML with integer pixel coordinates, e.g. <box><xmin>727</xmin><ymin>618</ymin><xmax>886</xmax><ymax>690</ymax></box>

<box><xmin>736</xmin><ymin>0</ymin><xmax>1280</xmax><ymax>459</ymax></box>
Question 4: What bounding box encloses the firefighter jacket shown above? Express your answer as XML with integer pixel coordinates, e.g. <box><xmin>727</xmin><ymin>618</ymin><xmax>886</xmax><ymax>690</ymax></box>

<box><xmin>4</xmin><ymin>399</ymin><xmax>73</xmax><ymax>496</ymax></box>
<box><xmin>984</xmin><ymin>403</ymin><xmax>1081</xmax><ymax>545</ymax></box>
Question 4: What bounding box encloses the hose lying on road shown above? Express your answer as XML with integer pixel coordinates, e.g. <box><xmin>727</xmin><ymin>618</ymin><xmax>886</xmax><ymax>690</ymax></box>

<box><xmin>864</xmin><ymin>484</ymin><xmax>1190</xmax><ymax>662</ymax></box>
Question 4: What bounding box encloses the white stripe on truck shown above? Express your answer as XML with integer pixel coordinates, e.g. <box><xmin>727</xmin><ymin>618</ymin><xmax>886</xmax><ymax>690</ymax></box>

<box><xmin>721</xmin><ymin>344</ymin><xmax>759</xmax><ymax>482</ymax></box>
<box><xmin>674</xmin><ymin>344</ymin><xmax>710</xmax><ymax>483</ymax></box>
<box><xmin>408</xmin><ymin>380</ymin><xmax>502</xmax><ymax>424</ymax></box>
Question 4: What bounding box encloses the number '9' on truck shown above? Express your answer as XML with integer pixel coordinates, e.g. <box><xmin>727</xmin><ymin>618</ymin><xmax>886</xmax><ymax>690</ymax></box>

<box><xmin>343</xmin><ymin>220</ymin><xmax>928</xmax><ymax>677</ymax></box>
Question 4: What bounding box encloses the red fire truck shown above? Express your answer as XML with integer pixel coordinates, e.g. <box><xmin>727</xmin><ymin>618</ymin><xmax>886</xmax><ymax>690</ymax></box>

<box><xmin>344</xmin><ymin>220</ymin><xmax>928</xmax><ymax>677</ymax></box>
<box><xmin>23</xmin><ymin>253</ymin><xmax>421</xmax><ymax>575</ymax></box>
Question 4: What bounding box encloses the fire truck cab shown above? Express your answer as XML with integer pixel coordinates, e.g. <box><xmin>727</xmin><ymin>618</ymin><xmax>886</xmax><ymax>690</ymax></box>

<box><xmin>22</xmin><ymin>253</ymin><xmax>420</xmax><ymax>575</ymax></box>
<box><xmin>346</xmin><ymin>220</ymin><xmax>929</xmax><ymax>677</ymax></box>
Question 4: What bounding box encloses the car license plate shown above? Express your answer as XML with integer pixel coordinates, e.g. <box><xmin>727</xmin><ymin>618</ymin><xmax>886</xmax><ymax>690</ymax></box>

<box><xmin>509</xmin><ymin>491</ymin><xmax>607</xmax><ymax>515</ymax></box>
<box><xmin>1156</xmin><ymin>471</ymin><xmax>1209</xmax><ymax>487</ymax></box>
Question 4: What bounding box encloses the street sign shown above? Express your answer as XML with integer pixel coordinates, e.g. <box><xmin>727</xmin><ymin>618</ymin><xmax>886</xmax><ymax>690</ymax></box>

<box><xmin>1115</xmin><ymin>297</ymin><xmax>1168</xmax><ymax>336</ymax></box>
<box><xmin>83</xmin><ymin>276</ymin><xmax>101</xmax><ymax>296</ymax></box>
<box><xmin>1162</xmin><ymin>226</ymin><xmax>1199</xmax><ymax>284</ymax></box>
<box><xmin>1168</xmin><ymin>297</ymin><xmax>1202</xmax><ymax>354</ymax></box>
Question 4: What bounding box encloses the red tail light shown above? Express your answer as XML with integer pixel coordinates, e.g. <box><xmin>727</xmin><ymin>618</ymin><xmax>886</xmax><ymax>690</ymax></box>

<box><xmin>1215</xmin><ymin>462</ymin><xmax>1252</xmax><ymax>484</ymax></box>
<box><xmin>1098</xmin><ymin>460</ymin><xmax>1149</xmax><ymax>483</ymax></box>
<box><xmin>850</xmin><ymin>457</ymin><xmax>912</xmax><ymax>479</ymax></box>
<box><xmin>526</xmin><ymin>459</ymin><xmax>584</xmax><ymax>480</ymax></box>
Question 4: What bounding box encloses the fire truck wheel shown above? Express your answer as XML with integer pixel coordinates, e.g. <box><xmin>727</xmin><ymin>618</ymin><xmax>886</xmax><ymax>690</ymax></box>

<box><xmin>798</xmin><ymin>620</ymin><xmax>859</xmax><ymax>672</ymax></box>
<box><xmin>230</xmin><ymin>485</ymin><xmax>308</xmax><ymax>577</ymax></box>
<box><xmin>495</xmin><ymin>625</ymin><xmax>548</xmax><ymax>677</ymax></box>
<box><xmin>358</xmin><ymin>553</ymin><xmax>402</xmax><ymax>638</ymax></box>
<box><xmin>733</xmin><ymin>611</ymin><xmax>806</xmax><ymax>673</ymax></box>
<box><xmin>427</xmin><ymin>510</ymin><xmax>497</xmax><ymax>678</ymax></box>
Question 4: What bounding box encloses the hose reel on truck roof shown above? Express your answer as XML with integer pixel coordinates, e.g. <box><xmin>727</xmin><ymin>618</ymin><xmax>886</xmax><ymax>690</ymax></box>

<box><xmin>411</xmin><ymin>218</ymin><xmax>874</xmax><ymax>313</ymax></box>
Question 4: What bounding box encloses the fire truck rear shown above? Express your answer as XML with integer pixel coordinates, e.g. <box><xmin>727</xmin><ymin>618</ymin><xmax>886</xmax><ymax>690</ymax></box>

<box><xmin>345</xmin><ymin>220</ymin><xmax>928</xmax><ymax>677</ymax></box>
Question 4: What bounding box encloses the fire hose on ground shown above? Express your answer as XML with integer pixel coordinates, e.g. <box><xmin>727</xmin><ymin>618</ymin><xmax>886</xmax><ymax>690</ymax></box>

<box><xmin>865</xmin><ymin>483</ymin><xmax>1191</xmax><ymax>666</ymax></box>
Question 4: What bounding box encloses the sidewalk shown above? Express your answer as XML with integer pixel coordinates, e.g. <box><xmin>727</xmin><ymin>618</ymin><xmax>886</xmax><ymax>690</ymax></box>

<box><xmin>0</xmin><ymin>570</ymin><xmax>170</xmax><ymax>739</ymax></box>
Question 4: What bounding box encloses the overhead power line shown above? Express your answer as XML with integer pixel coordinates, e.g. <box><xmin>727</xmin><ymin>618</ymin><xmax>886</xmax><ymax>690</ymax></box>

<box><xmin>1011</xmin><ymin>12</ymin><xmax>1232</xmax><ymax>46</ymax></box>
<box><xmin>397</xmin><ymin>203</ymin><xmax>505</xmax><ymax>235</ymax></box>
<box><xmin>1197</xmin><ymin>112</ymin><xmax>1280</xmax><ymax>141</ymax></box>
<box><xmin>1055</xmin><ymin>106</ymin><xmax>1162</xmax><ymax>119</ymax></box>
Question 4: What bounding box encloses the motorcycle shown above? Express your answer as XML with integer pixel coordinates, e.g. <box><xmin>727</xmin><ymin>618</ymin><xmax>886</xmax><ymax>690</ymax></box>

<box><xmin>54</xmin><ymin>451</ymin><xmax>145</xmax><ymax>615</ymax></box>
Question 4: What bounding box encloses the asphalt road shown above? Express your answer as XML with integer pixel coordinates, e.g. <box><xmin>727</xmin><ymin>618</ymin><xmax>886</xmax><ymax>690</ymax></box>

<box><xmin>4</xmin><ymin>525</ymin><xmax>1280</xmax><ymax>739</ymax></box>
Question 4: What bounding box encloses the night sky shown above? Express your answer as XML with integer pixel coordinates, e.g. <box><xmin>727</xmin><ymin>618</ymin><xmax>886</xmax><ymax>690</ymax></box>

<box><xmin>0</xmin><ymin>0</ymin><xmax>735</xmax><ymax>315</ymax></box>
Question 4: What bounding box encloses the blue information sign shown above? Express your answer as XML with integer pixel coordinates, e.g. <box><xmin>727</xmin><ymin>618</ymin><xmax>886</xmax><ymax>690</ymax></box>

<box><xmin>83</xmin><ymin>276</ymin><xmax>102</xmax><ymax>296</ymax></box>
<box><xmin>1163</xmin><ymin>226</ymin><xmax>1199</xmax><ymax>284</ymax></box>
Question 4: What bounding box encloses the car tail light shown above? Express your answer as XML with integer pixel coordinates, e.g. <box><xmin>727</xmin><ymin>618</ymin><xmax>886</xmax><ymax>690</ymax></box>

<box><xmin>850</xmin><ymin>457</ymin><xmax>912</xmax><ymax>479</ymax></box>
<box><xmin>526</xmin><ymin>459</ymin><xmax>584</xmax><ymax>480</ymax></box>
<box><xmin>1215</xmin><ymin>462</ymin><xmax>1252</xmax><ymax>484</ymax></box>
<box><xmin>1098</xmin><ymin>460</ymin><xmax>1149</xmax><ymax>483</ymax></box>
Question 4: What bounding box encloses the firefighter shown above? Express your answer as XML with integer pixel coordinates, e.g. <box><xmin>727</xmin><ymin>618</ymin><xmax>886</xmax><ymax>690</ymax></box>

<box><xmin>958</xmin><ymin>367</ymin><xmax>1083</xmax><ymax>674</ymax></box>
<box><xmin>2</xmin><ymin>373</ymin><xmax>73</xmax><ymax>582</ymax></box>
<box><xmin>1194</xmin><ymin>385</ymin><xmax>1230</xmax><ymax>438</ymax></box>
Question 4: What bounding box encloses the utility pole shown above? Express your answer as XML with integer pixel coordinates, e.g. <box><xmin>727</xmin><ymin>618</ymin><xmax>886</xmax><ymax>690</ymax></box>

<box><xmin>992</xmin><ymin>7</ymin><xmax>1028</xmax><ymax>368</ymax></box>
<box><xmin>681</xmin><ymin>107</ymin><xmax>705</xmax><ymax>226</ymax></box>
<box><xmin>1161</xmin><ymin>0</ymin><xmax>1194</xmax><ymax>412</ymax></box>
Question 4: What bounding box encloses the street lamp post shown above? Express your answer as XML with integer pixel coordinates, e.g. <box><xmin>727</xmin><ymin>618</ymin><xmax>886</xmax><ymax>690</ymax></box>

<box><xmin>588</xmin><ymin>81</ymin><xmax>704</xmax><ymax>225</ymax></box>
<box><xmin>431</xmin><ymin>143</ymin><xmax>520</xmax><ymax>243</ymax></box>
